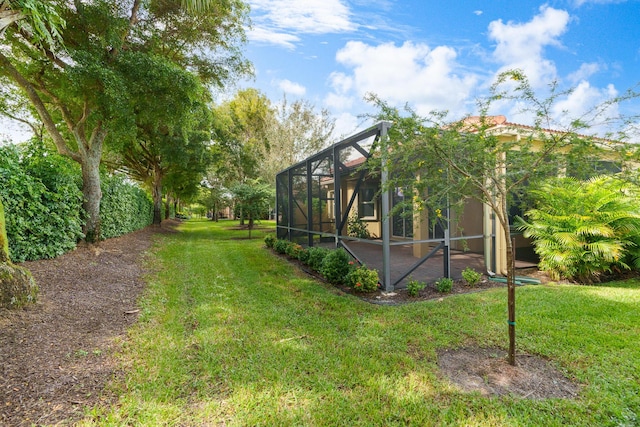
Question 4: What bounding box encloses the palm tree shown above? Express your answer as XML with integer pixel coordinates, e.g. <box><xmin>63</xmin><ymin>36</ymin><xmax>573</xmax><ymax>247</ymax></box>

<box><xmin>518</xmin><ymin>176</ymin><xmax>640</xmax><ymax>283</ymax></box>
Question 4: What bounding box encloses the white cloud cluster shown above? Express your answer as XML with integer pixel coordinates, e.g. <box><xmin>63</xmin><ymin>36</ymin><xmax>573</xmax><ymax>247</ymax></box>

<box><xmin>572</xmin><ymin>0</ymin><xmax>626</xmax><ymax>7</ymax></box>
<box><xmin>327</xmin><ymin>41</ymin><xmax>477</xmax><ymax>117</ymax></box>
<box><xmin>249</xmin><ymin>0</ymin><xmax>355</xmax><ymax>49</ymax></box>
<box><xmin>551</xmin><ymin>81</ymin><xmax>619</xmax><ymax>127</ymax></box>
<box><xmin>277</xmin><ymin>79</ymin><xmax>307</xmax><ymax>96</ymax></box>
<box><xmin>488</xmin><ymin>6</ymin><xmax>570</xmax><ymax>88</ymax></box>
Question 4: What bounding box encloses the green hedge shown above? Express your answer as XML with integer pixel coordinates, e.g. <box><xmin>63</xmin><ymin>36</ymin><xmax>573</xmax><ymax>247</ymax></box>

<box><xmin>0</xmin><ymin>144</ymin><xmax>83</xmax><ymax>262</ymax></box>
<box><xmin>100</xmin><ymin>174</ymin><xmax>153</xmax><ymax>239</ymax></box>
<box><xmin>0</xmin><ymin>142</ymin><xmax>154</xmax><ymax>262</ymax></box>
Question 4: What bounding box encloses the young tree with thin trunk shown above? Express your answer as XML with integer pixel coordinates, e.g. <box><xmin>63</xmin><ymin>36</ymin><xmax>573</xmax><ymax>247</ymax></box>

<box><xmin>368</xmin><ymin>70</ymin><xmax>638</xmax><ymax>365</ymax></box>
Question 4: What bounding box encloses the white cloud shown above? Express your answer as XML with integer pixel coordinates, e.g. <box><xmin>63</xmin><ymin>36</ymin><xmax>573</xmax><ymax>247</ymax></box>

<box><xmin>567</xmin><ymin>62</ymin><xmax>603</xmax><ymax>84</ymax></box>
<box><xmin>488</xmin><ymin>6</ymin><xmax>570</xmax><ymax>88</ymax></box>
<box><xmin>249</xmin><ymin>0</ymin><xmax>355</xmax><ymax>48</ymax></box>
<box><xmin>551</xmin><ymin>81</ymin><xmax>619</xmax><ymax>129</ymax></box>
<box><xmin>473</xmin><ymin>10</ymin><xmax>483</xmax><ymax>16</ymax></box>
<box><xmin>332</xmin><ymin>40</ymin><xmax>477</xmax><ymax>116</ymax></box>
<box><xmin>333</xmin><ymin>112</ymin><xmax>363</xmax><ymax>139</ymax></box>
<box><xmin>324</xmin><ymin>92</ymin><xmax>354</xmax><ymax>110</ymax></box>
<box><xmin>248</xmin><ymin>27</ymin><xmax>300</xmax><ymax>50</ymax></box>
<box><xmin>572</xmin><ymin>0</ymin><xmax>626</xmax><ymax>6</ymax></box>
<box><xmin>277</xmin><ymin>79</ymin><xmax>307</xmax><ymax>96</ymax></box>
<box><xmin>328</xmin><ymin>72</ymin><xmax>353</xmax><ymax>94</ymax></box>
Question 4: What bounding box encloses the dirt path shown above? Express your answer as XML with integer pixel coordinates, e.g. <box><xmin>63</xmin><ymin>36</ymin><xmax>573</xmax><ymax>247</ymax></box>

<box><xmin>0</xmin><ymin>222</ymin><xmax>176</xmax><ymax>426</ymax></box>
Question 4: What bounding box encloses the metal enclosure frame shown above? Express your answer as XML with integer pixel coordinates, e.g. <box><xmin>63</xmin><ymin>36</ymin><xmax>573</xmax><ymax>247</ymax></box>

<box><xmin>276</xmin><ymin>122</ymin><xmax>493</xmax><ymax>291</ymax></box>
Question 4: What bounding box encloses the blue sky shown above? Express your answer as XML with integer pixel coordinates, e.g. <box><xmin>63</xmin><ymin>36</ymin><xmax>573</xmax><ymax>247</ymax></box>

<box><xmin>1</xmin><ymin>0</ymin><xmax>639</xmax><ymax>142</ymax></box>
<box><xmin>241</xmin><ymin>0</ymin><xmax>640</xmax><ymax>138</ymax></box>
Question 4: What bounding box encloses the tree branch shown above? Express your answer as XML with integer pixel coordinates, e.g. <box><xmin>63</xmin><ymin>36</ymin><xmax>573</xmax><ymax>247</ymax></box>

<box><xmin>0</xmin><ymin>50</ymin><xmax>79</xmax><ymax>161</ymax></box>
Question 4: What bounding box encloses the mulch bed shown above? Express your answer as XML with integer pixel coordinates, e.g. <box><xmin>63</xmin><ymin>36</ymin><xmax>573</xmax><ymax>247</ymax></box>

<box><xmin>0</xmin><ymin>221</ymin><xmax>178</xmax><ymax>426</ymax></box>
<box><xmin>273</xmin><ymin>251</ymin><xmax>548</xmax><ymax>305</ymax></box>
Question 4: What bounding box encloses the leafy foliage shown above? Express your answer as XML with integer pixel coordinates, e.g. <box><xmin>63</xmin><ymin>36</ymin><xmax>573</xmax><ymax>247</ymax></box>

<box><xmin>231</xmin><ymin>179</ymin><xmax>273</xmax><ymax>237</ymax></box>
<box><xmin>0</xmin><ymin>143</ymin><xmax>83</xmax><ymax>262</ymax></box>
<box><xmin>306</xmin><ymin>246</ymin><xmax>330</xmax><ymax>272</ymax></box>
<box><xmin>347</xmin><ymin>212</ymin><xmax>372</xmax><ymax>239</ymax></box>
<box><xmin>435</xmin><ymin>277</ymin><xmax>453</xmax><ymax>293</ymax></box>
<box><xmin>320</xmin><ymin>248</ymin><xmax>351</xmax><ymax>284</ymax></box>
<box><xmin>100</xmin><ymin>173</ymin><xmax>153</xmax><ymax>239</ymax></box>
<box><xmin>346</xmin><ymin>265</ymin><xmax>379</xmax><ymax>292</ymax></box>
<box><xmin>461</xmin><ymin>267</ymin><xmax>482</xmax><ymax>287</ymax></box>
<box><xmin>406</xmin><ymin>278</ymin><xmax>426</xmax><ymax>296</ymax></box>
<box><xmin>263</xmin><ymin>233</ymin><xmax>276</xmax><ymax>248</ymax></box>
<box><xmin>273</xmin><ymin>239</ymin><xmax>293</xmax><ymax>255</ymax></box>
<box><xmin>0</xmin><ymin>142</ymin><xmax>153</xmax><ymax>261</ymax></box>
<box><xmin>518</xmin><ymin>176</ymin><xmax>640</xmax><ymax>283</ymax></box>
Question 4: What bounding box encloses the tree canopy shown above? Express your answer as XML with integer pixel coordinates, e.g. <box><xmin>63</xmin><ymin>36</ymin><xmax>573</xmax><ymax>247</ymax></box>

<box><xmin>0</xmin><ymin>0</ymin><xmax>250</xmax><ymax>239</ymax></box>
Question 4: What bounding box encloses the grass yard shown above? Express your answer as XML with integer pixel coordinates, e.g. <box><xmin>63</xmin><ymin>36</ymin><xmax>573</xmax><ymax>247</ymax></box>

<box><xmin>81</xmin><ymin>219</ymin><xmax>639</xmax><ymax>426</ymax></box>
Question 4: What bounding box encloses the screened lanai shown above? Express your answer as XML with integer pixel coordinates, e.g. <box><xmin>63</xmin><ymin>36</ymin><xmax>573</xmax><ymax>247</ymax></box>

<box><xmin>275</xmin><ymin>122</ymin><xmax>496</xmax><ymax>291</ymax></box>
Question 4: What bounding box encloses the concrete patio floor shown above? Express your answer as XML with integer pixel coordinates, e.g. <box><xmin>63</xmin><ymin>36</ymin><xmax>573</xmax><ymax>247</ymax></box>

<box><xmin>337</xmin><ymin>240</ymin><xmax>537</xmax><ymax>290</ymax></box>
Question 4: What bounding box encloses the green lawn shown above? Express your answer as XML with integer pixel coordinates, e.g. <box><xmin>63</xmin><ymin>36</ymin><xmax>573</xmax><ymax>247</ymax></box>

<box><xmin>82</xmin><ymin>219</ymin><xmax>639</xmax><ymax>426</ymax></box>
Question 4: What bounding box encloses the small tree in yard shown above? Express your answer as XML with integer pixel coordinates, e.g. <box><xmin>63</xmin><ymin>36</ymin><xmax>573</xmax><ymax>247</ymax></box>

<box><xmin>231</xmin><ymin>179</ymin><xmax>272</xmax><ymax>238</ymax></box>
<box><xmin>368</xmin><ymin>70</ymin><xmax>639</xmax><ymax>365</ymax></box>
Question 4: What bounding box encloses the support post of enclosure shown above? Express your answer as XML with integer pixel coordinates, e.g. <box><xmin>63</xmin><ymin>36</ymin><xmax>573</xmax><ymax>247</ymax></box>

<box><xmin>306</xmin><ymin>159</ymin><xmax>313</xmax><ymax>247</ymax></box>
<box><xmin>380</xmin><ymin>121</ymin><xmax>392</xmax><ymax>291</ymax></box>
<box><xmin>333</xmin><ymin>145</ymin><xmax>342</xmax><ymax>248</ymax></box>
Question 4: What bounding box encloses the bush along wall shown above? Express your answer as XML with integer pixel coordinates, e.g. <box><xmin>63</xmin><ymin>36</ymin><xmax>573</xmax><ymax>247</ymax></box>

<box><xmin>100</xmin><ymin>173</ymin><xmax>153</xmax><ymax>239</ymax></box>
<box><xmin>0</xmin><ymin>143</ymin><xmax>84</xmax><ymax>262</ymax></box>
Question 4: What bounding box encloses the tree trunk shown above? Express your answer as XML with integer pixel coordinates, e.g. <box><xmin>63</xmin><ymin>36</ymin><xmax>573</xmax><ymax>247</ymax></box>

<box><xmin>0</xmin><ymin>198</ymin><xmax>38</xmax><ymax>308</ymax></box>
<box><xmin>499</xmin><ymin>197</ymin><xmax>517</xmax><ymax>366</ymax></box>
<box><xmin>80</xmin><ymin>154</ymin><xmax>103</xmax><ymax>242</ymax></box>
<box><xmin>164</xmin><ymin>192</ymin><xmax>171</xmax><ymax>220</ymax></box>
<box><xmin>151</xmin><ymin>166</ymin><xmax>163</xmax><ymax>226</ymax></box>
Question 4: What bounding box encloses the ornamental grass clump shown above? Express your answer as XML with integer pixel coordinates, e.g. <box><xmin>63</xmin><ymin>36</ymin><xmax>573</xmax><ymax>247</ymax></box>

<box><xmin>320</xmin><ymin>248</ymin><xmax>351</xmax><ymax>284</ymax></box>
<box><xmin>461</xmin><ymin>267</ymin><xmax>482</xmax><ymax>287</ymax></box>
<box><xmin>346</xmin><ymin>265</ymin><xmax>379</xmax><ymax>292</ymax></box>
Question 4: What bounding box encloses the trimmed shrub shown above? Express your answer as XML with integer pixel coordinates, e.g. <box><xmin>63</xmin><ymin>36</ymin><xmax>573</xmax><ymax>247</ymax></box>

<box><xmin>461</xmin><ymin>267</ymin><xmax>482</xmax><ymax>287</ymax></box>
<box><xmin>264</xmin><ymin>234</ymin><xmax>276</xmax><ymax>248</ymax></box>
<box><xmin>307</xmin><ymin>246</ymin><xmax>330</xmax><ymax>272</ymax></box>
<box><xmin>100</xmin><ymin>173</ymin><xmax>153</xmax><ymax>239</ymax></box>
<box><xmin>0</xmin><ymin>143</ymin><xmax>83</xmax><ymax>262</ymax></box>
<box><xmin>286</xmin><ymin>242</ymin><xmax>304</xmax><ymax>259</ymax></box>
<box><xmin>346</xmin><ymin>265</ymin><xmax>379</xmax><ymax>292</ymax></box>
<box><xmin>406</xmin><ymin>278</ymin><xmax>425</xmax><ymax>296</ymax></box>
<box><xmin>297</xmin><ymin>247</ymin><xmax>310</xmax><ymax>263</ymax></box>
<box><xmin>436</xmin><ymin>277</ymin><xmax>453</xmax><ymax>293</ymax></box>
<box><xmin>273</xmin><ymin>239</ymin><xmax>293</xmax><ymax>255</ymax></box>
<box><xmin>320</xmin><ymin>248</ymin><xmax>351</xmax><ymax>284</ymax></box>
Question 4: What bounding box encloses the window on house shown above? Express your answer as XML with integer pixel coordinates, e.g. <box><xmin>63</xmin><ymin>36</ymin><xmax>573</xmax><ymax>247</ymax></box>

<box><xmin>392</xmin><ymin>187</ymin><xmax>413</xmax><ymax>238</ymax></box>
<box><xmin>358</xmin><ymin>186</ymin><xmax>377</xmax><ymax>220</ymax></box>
<box><xmin>326</xmin><ymin>190</ymin><xmax>335</xmax><ymax>219</ymax></box>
